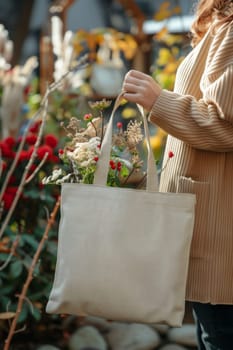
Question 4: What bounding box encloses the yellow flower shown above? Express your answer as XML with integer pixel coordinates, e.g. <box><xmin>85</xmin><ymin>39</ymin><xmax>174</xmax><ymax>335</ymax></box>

<box><xmin>157</xmin><ymin>128</ymin><xmax>167</xmax><ymax>138</ymax></box>
<box><xmin>154</xmin><ymin>27</ymin><xmax>169</xmax><ymax>41</ymax></box>
<box><xmin>156</xmin><ymin>48</ymin><xmax>173</xmax><ymax>66</ymax></box>
<box><xmin>149</xmin><ymin>135</ymin><xmax>162</xmax><ymax>150</ymax></box>
<box><xmin>154</xmin><ymin>2</ymin><xmax>172</xmax><ymax>21</ymax></box>
<box><xmin>164</xmin><ymin>62</ymin><xmax>179</xmax><ymax>74</ymax></box>
<box><xmin>122</xmin><ymin>107</ymin><xmax>137</xmax><ymax>119</ymax></box>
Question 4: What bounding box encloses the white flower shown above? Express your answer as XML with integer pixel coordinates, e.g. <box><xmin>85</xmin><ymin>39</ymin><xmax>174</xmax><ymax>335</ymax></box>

<box><xmin>56</xmin><ymin>173</ymin><xmax>72</xmax><ymax>184</ymax></box>
<box><xmin>66</xmin><ymin>136</ymin><xmax>101</xmax><ymax>167</ymax></box>
<box><xmin>42</xmin><ymin>177</ymin><xmax>49</xmax><ymax>185</ymax></box>
<box><xmin>89</xmin><ymin>136</ymin><xmax>101</xmax><ymax>150</ymax></box>
<box><xmin>42</xmin><ymin>168</ymin><xmax>63</xmax><ymax>184</ymax></box>
<box><xmin>51</xmin><ymin>168</ymin><xmax>63</xmax><ymax>181</ymax></box>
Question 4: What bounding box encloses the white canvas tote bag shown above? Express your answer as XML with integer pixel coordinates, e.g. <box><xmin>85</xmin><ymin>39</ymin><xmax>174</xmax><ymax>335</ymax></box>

<box><xmin>46</xmin><ymin>95</ymin><xmax>196</xmax><ymax>327</ymax></box>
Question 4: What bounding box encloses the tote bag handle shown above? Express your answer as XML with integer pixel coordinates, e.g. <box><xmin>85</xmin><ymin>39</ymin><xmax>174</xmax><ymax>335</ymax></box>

<box><xmin>93</xmin><ymin>92</ymin><xmax>159</xmax><ymax>191</ymax></box>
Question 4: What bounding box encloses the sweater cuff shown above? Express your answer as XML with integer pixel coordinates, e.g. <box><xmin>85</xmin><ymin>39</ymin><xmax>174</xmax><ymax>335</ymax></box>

<box><xmin>149</xmin><ymin>89</ymin><xmax>175</xmax><ymax>124</ymax></box>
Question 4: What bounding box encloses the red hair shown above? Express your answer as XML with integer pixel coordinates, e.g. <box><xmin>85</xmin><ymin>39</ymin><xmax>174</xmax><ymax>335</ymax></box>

<box><xmin>191</xmin><ymin>0</ymin><xmax>233</xmax><ymax>46</ymax></box>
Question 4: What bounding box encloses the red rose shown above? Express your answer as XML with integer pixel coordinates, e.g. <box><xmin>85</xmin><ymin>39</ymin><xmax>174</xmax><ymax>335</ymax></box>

<box><xmin>44</xmin><ymin>134</ymin><xmax>58</xmax><ymax>148</ymax></box>
<box><xmin>28</xmin><ymin>146</ymin><xmax>34</xmax><ymax>157</ymax></box>
<box><xmin>2</xmin><ymin>193</ymin><xmax>14</xmax><ymax>210</ymax></box>
<box><xmin>3</xmin><ymin>187</ymin><xmax>18</xmax><ymax>209</ymax></box>
<box><xmin>6</xmin><ymin>186</ymin><xmax>18</xmax><ymax>195</ymax></box>
<box><xmin>1</xmin><ymin>161</ymin><xmax>7</xmax><ymax>172</ymax></box>
<box><xmin>29</xmin><ymin>164</ymin><xmax>37</xmax><ymax>173</ymax></box>
<box><xmin>83</xmin><ymin>113</ymin><xmax>93</xmax><ymax>121</ymax></box>
<box><xmin>50</xmin><ymin>155</ymin><xmax>60</xmax><ymax>163</ymax></box>
<box><xmin>9</xmin><ymin>175</ymin><xmax>17</xmax><ymax>184</ymax></box>
<box><xmin>4</xmin><ymin>136</ymin><xmax>16</xmax><ymax>148</ymax></box>
<box><xmin>26</xmin><ymin>134</ymin><xmax>37</xmax><ymax>145</ymax></box>
<box><xmin>0</xmin><ymin>142</ymin><xmax>15</xmax><ymax>158</ymax></box>
<box><xmin>0</xmin><ymin>160</ymin><xmax>7</xmax><ymax>173</ymax></box>
<box><xmin>29</xmin><ymin>120</ymin><xmax>42</xmax><ymax>133</ymax></box>
<box><xmin>109</xmin><ymin>160</ymin><xmax>116</xmax><ymax>170</ymax></box>
<box><xmin>18</xmin><ymin>150</ymin><xmax>30</xmax><ymax>161</ymax></box>
<box><xmin>37</xmin><ymin>145</ymin><xmax>53</xmax><ymax>160</ymax></box>
<box><xmin>117</xmin><ymin>161</ymin><xmax>122</xmax><ymax>171</ymax></box>
<box><xmin>168</xmin><ymin>151</ymin><xmax>174</xmax><ymax>158</ymax></box>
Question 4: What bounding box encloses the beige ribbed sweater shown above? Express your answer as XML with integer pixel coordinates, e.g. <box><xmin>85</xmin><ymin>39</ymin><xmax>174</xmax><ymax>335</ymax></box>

<box><xmin>149</xmin><ymin>20</ymin><xmax>233</xmax><ymax>304</ymax></box>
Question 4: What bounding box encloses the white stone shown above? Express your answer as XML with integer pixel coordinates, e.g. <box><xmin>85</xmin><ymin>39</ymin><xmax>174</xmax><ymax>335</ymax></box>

<box><xmin>84</xmin><ymin>316</ymin><xmax>112</xmax><ymax>332</ymax></box>
<box><xmin>69</xmin><ymin>326</ymin><xmax>107</xmax><ymax>350</ymax></box>
<box><xmin>107</xmin><ymin>322</ymin><xmax>161</xmax><ymax>350</ymax></box>
<box><xmin>151</xmin><ymin>323</ymin><xmax>170</xmax><ymax>335</ymax></box>
<box><xmin>159</xmin><ymin>345</ymin><xmax>188</xmax><ymax>350</ymax></box>
<box><xmin>167</xmin><ymin>324</ymin><xmax>197</xmax><ymax>347</ymax></box>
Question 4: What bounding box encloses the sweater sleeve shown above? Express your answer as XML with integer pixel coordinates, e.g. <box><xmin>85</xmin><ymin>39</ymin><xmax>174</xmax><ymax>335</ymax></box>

<box><xmin>149</xmin><ymin>64</ymin><xmax>233</xmax><ymax>152</ymax></box>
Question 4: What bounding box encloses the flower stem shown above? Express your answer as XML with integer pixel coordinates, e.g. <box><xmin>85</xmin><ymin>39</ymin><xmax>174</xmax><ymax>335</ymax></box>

<box><xmin>3</xmin><ymin>198</ymin><xmax>60</xmax><ymax>350</ymax></box>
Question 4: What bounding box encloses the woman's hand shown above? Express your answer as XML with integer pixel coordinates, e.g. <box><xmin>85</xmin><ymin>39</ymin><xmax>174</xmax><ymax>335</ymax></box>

<box><xmin>122</xmin><ymin>70</ymin><xmax>162</xmax><ymax>111</ymax></box>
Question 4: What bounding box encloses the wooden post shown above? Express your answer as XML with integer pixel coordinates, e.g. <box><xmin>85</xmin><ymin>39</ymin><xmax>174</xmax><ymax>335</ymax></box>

<box><xmin>117</xmin><ymin>0</ymin><xmax>152</xmax><ymax>73</ymax></box>
<box><xmin>39</xmin><ymin>35</ymin><xmax>54</xmax><ymax>95</ymax></box>
<box><xmin>11</xmin><ymin>0</ymin><xmax>35</xmax><ymax>66</ymax></box>
<box><xmin>39</xmin><ymin>0</ymin><xmax>75</xmax><ymax>94</ymax></box>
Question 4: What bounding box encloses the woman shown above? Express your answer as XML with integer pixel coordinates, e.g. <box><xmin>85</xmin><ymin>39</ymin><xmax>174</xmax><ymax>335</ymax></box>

<box><xmin>122</xmin><ymin>1</ymin><xmax>233</xmax><ymax>349</ymax></box>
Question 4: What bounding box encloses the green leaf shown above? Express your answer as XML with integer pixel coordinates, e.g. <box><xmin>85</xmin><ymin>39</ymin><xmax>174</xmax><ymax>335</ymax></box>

<box><xmin>114</xmin><ymin>177</ymin><xmax>121</xmax><ymax>187</ymax></box>
<box><xmin>40</xmin><ymin>190</ymin><xmax>56</xmax><ymax>203</ymax></box>
<box><xmin>21</xmin><ymin>234</ymin><xmax>38</xmax><ymax>250</ymax></box>
<box><xmin>2</xmin><ymin>226</ymin><xmax>15</xmax><ymax>236</ymax></box>
<box><xmin>30</xmin><ymin>305</ymin><xmax>41</xmax><ymax>321</ymax></box>
<box><xmin>10</xmin><ymin>260</ymin><xmax>23</xmax><ymax>278</ymax></box>
<box><xmin>33</xmin><ymin>261</ymin><xmax>41</xmax><ymax>277</ymax></box>
<box><xmin>22</xmin><ymin>254</ymin><xmax>33</xmax><ymax>270</ymax></box>
<box><xmin>0</xmin><ymin>252</ymin><xmax>10</xmax><ymax>260</ymax></box>
<box><xmin>121</xmin><ymin>165</ymin><xmax>130</xmax><ymax>177</ymax></box>
<box><xmin>17</xmin><ymin>303</ymin><xmax>29</xmax><ymax>323</ymax></box>
<box><xmin>0</xmin><ymin>271</ymin><xmax>9</xmax><ymax>280</ymax></box>
<box><xmin>0</xmin><ymin>296</ymin><xmax>11</xmax><ymax>309</ymax></box>
<box><xmin>0</xmin><ymin>283</ymin><xmax>15</xmax><ymax>296</ymax></box>
<box><xmin>29</xmin><ymin>283</ymin><xmax>52</xmax><ymax>300</ymax></box>
<box><xmin>23</xmin><ymin>189</ymin><xmax>40</xmax><ymax>199</ymax></box>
